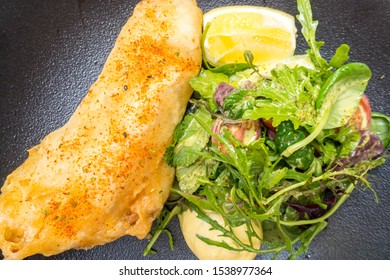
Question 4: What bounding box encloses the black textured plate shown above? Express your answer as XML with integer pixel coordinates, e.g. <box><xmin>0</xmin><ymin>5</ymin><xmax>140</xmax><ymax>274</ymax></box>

<box><xmin>1</xmin><ymin>0</ymin><xmax>389</xmax><ymax>260</ymax></box>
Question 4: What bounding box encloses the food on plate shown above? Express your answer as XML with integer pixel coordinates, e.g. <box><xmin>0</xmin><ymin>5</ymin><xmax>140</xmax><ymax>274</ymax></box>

<box><xmin>144</xmin><ymin>0</ymin><xmax>390</xmax><ymax>259</ymax></box>
<box><xmin>202</xmin><ymin>6</ymin><xmax>297</xmax><ymax>67</ymax></box>
<box><xmin>0</xmin><ymin>0</ymin><xmax>202</xmax><ymax>260</ymax></box>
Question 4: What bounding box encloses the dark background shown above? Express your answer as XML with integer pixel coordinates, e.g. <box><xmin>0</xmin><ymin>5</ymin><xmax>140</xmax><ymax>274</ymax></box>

<box><xmin>0</xmin><ymin>0</ymin><xmax>389</xmax><ymax>260</ymax></box>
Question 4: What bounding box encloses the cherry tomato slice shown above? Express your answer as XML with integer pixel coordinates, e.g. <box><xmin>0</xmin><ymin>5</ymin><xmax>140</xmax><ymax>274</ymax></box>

<box><xmin>348</xmin><ymin>94</ymin><xmax>372</xmax><ymax>130</ymax></box>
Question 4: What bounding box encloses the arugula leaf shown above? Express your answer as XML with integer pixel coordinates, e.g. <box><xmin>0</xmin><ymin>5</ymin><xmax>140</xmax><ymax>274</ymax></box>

<box><xmin>186</xmin><ymin>202</ymin><xmax>264</xmax><ymax>253</ymax></box>
<box><xmin>296</xmin><ymin>0</ymin><xmax>328</xmax><ymax>69</ymax></box>
<box><xmin>143</xmin><ymin>205</ymin><xmax>181</xmax><ymax>256</ymax></box>
<box><xmin>171</xmin><ymin>189</ymin><xmax>214</xmax><ymax>211</ymax></box>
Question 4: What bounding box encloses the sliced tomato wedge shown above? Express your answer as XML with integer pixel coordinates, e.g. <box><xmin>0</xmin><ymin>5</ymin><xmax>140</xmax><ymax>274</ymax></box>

<box><xmin>348</xmin><ymin>94</ymin><xmax>372</xmax><ymax>130</ymax></box>
<box><xmin>212</xmin><ymin>119</ymin><xmax>261</xmax><ymax>153</ymax></box>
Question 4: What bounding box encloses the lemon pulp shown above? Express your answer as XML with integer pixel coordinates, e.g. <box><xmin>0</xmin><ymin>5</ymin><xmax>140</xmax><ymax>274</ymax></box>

<box><xmin>203</xmin><ymin>6</ymin><xmax>297</xmax><ymax>67</ymax></box>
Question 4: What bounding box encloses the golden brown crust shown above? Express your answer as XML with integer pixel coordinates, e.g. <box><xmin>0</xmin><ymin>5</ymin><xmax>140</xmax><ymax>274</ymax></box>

<box><xmin>0</xmin><ymin>0</ymin><xmax>202</xmax><ymax>259</ymax></box>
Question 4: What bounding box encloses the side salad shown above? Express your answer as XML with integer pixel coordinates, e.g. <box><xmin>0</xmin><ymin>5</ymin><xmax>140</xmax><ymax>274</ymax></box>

<box><xmin>144</xmin><ymin>0</ymin><xmax>390</xmax><ymax>259</ymax></box>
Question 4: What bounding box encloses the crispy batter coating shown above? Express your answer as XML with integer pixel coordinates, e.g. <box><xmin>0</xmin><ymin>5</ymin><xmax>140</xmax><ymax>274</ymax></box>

<box><xmin>0</xmin><ymin>0</ymin><xmax>202</xmax><ymax>259</ymax></box>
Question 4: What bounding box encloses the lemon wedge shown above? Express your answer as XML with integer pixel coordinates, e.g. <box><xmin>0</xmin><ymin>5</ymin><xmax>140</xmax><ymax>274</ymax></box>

<box><xmin>203</xmin><ymin>6</ymin><xmax>297</xmax><ymax>67</ymax></box>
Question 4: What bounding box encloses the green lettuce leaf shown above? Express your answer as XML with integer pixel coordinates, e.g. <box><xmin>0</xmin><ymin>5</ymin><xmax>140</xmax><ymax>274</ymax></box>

<box><xmin>243</xmin><ymin>65</ymin><xmax>315</xmax><ymax>128</ymax></box>
<box><xmin>370</xmin><ymin>112</ymin><xmax>390</xmax><ymax>147</ymax></box>
<box><xmin>189</xmin><ymin>70</ymin><xmax>229</xmax><ymax>110</ymax></box>
<box><xmin>329</xmin><ymin>44</ymin><xmax>350</xmax><ymax>68</ymax></box>
<box><xmin>171</xmin><ymin>106</ymin><xmax>212</xmax><ymax>167</ymax></box>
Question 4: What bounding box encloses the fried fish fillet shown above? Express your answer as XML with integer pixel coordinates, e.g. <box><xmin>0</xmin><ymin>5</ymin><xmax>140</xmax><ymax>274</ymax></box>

<box><xmin>0</xmin><ymin>0</ymin><xmax>202</xmax><ymax>259</ymax></box>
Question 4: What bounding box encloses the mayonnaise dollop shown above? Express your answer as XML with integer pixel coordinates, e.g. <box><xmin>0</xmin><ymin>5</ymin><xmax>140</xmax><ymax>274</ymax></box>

<box><xmin>179</xmin><ymin>208</ymin><xmax>262</xmax><ymax>260</ymax></box>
